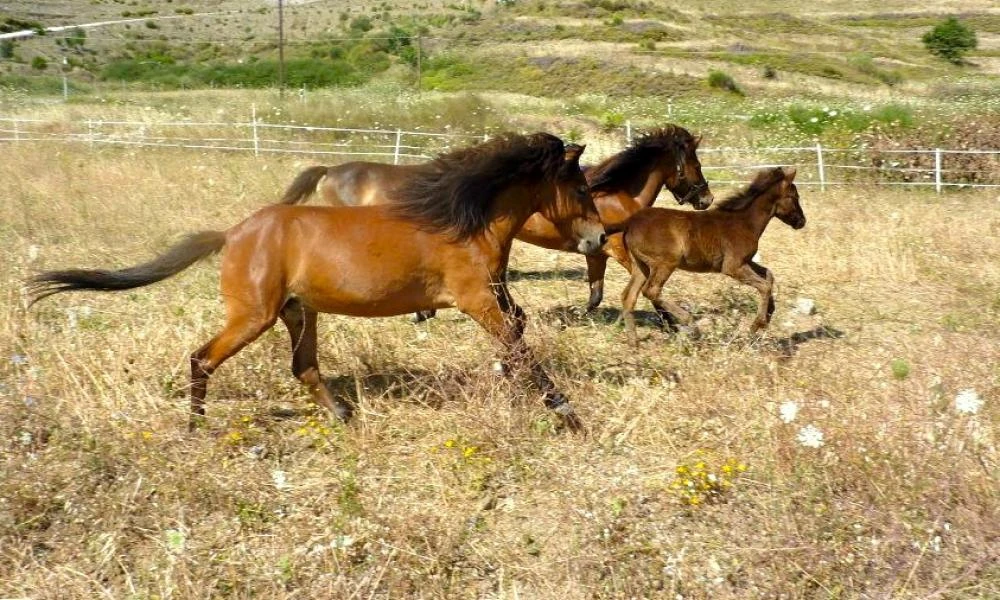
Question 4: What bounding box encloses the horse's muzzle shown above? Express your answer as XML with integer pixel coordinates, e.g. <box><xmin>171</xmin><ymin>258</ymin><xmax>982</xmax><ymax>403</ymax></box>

<box><xmin>576</xmin><ymin>225</ymin><xmax>607</xmax><ymax>255</ymax></box>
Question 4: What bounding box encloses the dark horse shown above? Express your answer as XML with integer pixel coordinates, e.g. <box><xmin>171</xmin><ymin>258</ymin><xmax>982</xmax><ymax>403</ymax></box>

<box><xmin>279</xmin><ymin>126</ymin><xmax>714</xmax><ymax>314</ymax></box>
<box><xmin>612</xmin><ymin>167</ymin><xmax>805</xmax><ymax>346</ymax></box>
<box><xmin>29</xmin><ymin>133</ymin><xmax>606</xmax><ymax>430</ymax></box>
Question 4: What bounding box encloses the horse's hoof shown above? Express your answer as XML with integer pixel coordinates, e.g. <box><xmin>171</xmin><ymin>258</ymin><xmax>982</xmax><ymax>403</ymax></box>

<box><xmin>332</xmin><ymin>400</ymin><xmax>354</xmax><ymax>422</ymax></box>
<box><xmin>549</xmin><ymin>401</ymin><xmax>583</xmax><ymax>433</ymax></box>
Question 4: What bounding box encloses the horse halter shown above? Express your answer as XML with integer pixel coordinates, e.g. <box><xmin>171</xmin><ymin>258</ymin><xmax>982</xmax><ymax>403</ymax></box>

<box><xmin>673</xmin><ymin>152</ymin><xmax>707</xmax><ymax>205</ymax></box>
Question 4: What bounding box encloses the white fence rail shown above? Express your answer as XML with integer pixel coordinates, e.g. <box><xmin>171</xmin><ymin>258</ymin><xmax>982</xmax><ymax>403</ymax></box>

<box><xmin>1</xmin><ymin>115</ymin><xmax>998</xmax><ymax>191</ymax></box>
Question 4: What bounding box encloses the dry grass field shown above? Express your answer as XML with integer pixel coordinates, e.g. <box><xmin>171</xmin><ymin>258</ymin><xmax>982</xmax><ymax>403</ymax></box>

<box><xmin>1</xmin><ymin>138</ymin><xmax>997</xmax><ymax>598</ymax></box>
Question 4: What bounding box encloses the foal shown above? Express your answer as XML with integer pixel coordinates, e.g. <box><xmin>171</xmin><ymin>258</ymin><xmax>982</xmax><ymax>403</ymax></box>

<box><xmin>615</xmin><ymin>167</ymin><xmax>805</xmax><ymax>346</ymax></box>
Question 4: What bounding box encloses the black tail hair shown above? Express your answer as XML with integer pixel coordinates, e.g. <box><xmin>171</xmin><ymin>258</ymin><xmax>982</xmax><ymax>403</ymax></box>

<box><xmin>27</xmin><ymin>231</ymin><xmax>226</xmax><ymax>305</ymax></box>
<box><xmin>279</xmin><ymin>165</ymin><xmax>329</xmax><ymax>205</ymax></box>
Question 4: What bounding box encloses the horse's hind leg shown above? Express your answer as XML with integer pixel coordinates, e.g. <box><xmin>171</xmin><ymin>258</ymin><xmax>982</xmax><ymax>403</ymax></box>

<box><xmin>620</xmin><ymin>263</ymin><xmax>648</xmax><ymax>347</ymax></box>
<box><xmin>726</xmin><ymin>261</ymin><xmax>775</xmax><ymax>331</ymax></box>
<box><xmin>279</xmin><ymin>298</ymin><xmax>353</xmax><ymax>422</ymax></box>
<box><xmin>190</xmin><ymin>309</ymin><xmax>277</xmax><ymax>430</ymax></box>
<box><xmin>412</xmin><ymin>309</ymin><xmax>437</xmax><ymax>323</ymax></box>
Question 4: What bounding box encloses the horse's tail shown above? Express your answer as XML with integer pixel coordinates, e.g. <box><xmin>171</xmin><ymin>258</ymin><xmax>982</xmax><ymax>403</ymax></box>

<box><xmin>279</xmin><ymin>165</ymin><xmax>329</xmax><ymax>205</ymax></box>
<box><xmin>27</xmin><ymin>231</ymin><xmax>226</xmax><ymax>305</ymax></box>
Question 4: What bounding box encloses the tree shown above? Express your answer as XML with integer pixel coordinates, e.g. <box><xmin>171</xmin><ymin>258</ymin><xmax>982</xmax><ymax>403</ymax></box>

<box><xmin>922</xmin><ymin>17</ymin><xmax>977</xmax><ymax>64</ymax></box>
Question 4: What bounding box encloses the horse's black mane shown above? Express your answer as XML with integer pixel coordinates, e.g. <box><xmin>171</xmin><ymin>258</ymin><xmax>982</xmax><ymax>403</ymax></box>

<box><xmin>714</xmin><ymin>167</ymin><xmax>786</xmax><ymax>212</ymax></box>
<box><xmin>389</xmin><ymin>132</ymin><xmax>569</xmax><ymax>240</ymax></box>
<box><xmin>586</xmin><ymin>126</ymin><xmax>693</xmax><ymax>192</ymax></box>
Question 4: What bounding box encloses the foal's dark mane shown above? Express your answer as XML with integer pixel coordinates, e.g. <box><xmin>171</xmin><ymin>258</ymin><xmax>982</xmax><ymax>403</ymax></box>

<box><xmin>713</xmin><ymin>167</ymin><xmax>786</xmax><ymax>212</ymax></box>
<box><xmin>389</xmin><ymin>132</ymin><xmax>568</xmax><ymax>240</ymax></box>
<box><xmin>586</xmin><ymin>126</ymin><xmax>693</xmax><ymax>192</ymax></box>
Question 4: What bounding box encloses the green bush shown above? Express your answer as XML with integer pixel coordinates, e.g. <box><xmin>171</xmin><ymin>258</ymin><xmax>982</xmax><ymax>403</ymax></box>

<box><xmin>922</xmin><ymin>17</ymin><xmax>977</xmax><ymax>64</ymax></box>
<box><xmin>31</xmin><ymin>56</ymin><xmax>47</xmax><ymax>70</ymax></box>
<box><xmin>707</xmin><ymin>70</ymin><xmax>743</xmax><ymax>95</ymax></box>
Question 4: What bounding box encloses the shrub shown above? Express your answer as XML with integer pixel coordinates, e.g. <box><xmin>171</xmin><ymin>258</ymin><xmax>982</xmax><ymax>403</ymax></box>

<box><xmin>922</xmin><ymin>17</ymin><xmax>977</xmax><ymax>64</ymax></box>
<box><xmin>31</xmin><ymin>56</ymin><xmax>47</xmax><ymax>70</ymax></box>
<box><xmin>707</xmin><ymin>70</ymin><xmax>743</xmax><ymax>95</ymax></box>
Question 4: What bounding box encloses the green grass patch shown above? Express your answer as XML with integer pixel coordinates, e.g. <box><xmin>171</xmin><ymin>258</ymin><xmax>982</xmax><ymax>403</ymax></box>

<box><xmin>0</xmin><ymin>74</ymin><xmax>90</xmax><ymax>95</ymax></box>
<box><xmin>421</xmin><ymin>53</ymin><xmax>700</xmax><ymax>98</ymax></box>
<box><xmin>750</xmin><ymin>102</ymin><xmax>915</xmax><ymax>135</ymax></box>
<box><xmin>101</xmin><ymin>57</ymin><xmax>370</xmax><ymax>89</ymax></box>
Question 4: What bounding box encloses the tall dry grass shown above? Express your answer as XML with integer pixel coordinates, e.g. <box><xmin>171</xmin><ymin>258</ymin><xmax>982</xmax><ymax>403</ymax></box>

<box><xmin>1</xmin><ymin>141</ymin><xmax>997</xmax><ymax>598</ymax></box>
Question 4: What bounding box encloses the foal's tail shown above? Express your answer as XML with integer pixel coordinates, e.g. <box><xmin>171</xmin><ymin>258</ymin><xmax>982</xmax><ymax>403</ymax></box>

<box><xmin>279</xmin><ymin>165</ymin><xmax>329</xmax><ymax>205</ymax></box>
<box><xmin>27</xmin><ymin>231</ymin><xmax>226</xmax><ymax>305</ymax></box>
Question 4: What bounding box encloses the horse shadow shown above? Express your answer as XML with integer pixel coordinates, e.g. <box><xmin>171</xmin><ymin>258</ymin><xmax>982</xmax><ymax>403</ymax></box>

<box><xmin>768</xmin><ymin>325</ymin><xmax>845</xmax><ymax>358</ymax></box>
<box><xmin>507</xmin><ymin>267</ymin><xmax>587</xmax><ymax>282</ymax></box>
<box><xmin>265</xmin><ymin>367</ymin><xmax>476</xmax><ymax>419</ymax></box>
<box><xmin>536</xmin><ymin>304</ymin><xmax>671</xmax><ymax>329</ymax></box>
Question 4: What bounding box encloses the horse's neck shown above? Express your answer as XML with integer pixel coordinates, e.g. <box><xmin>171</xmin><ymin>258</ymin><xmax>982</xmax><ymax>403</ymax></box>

<box><xmin>633</xmin><ymin>165</ymin><xmax>666</xmax><ymax>207</ymax></box>
<box><xmin>740</xmin><ymin>191</ymin><xmax>780</xmax><ymax>238</ymax></box>
<box><xmin>484</xmin><ymin>184</ymin><xmax>548</xmax><ymax>252</ymax></box>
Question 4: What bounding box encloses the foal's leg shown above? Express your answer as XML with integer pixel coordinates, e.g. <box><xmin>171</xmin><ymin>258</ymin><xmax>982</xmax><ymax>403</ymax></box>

<box><xmin>620</xmin><ymin>262</ymin><xmax>648</xmax><ymax>347</ymax></box>
<box><xmin>726</xmin><ymin>260</ymin><xmax>775</xmax><ymax>331</ymax></box>
<box><xmin>459</xmin><ymin>288</ymin><xmax>582</xmax><ymax>431</ymax></box>
<box><xmin>279</xmin><ymin>298</ymin><xmax>353</xmax><ymax>421</ymax></box>
<box><xmin>190</xmin><ymin>307</ymin><xmax>278</xmax><ymax>430</ymax></box>
<box><xmin>641</xmin><ymin>264</ymin><xmax>693</xmax><ymax>329</ymax></box>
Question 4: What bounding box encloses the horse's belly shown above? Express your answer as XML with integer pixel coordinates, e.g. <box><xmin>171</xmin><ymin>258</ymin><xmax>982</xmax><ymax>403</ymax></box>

<box><xmin>294</xmin><ymin>274</ymin><xmax>452</xmax><ymax>317</ymax></box>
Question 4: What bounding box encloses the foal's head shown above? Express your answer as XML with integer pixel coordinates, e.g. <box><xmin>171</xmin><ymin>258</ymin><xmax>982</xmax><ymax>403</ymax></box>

<box><xmin>774</xmin><ymin>167</ymin><xmax>806</xmax><ymax>229</ymax></box>
<box><xmin>545</xmin><ymin>143</ymin><xmax>606</xmax><ymax>255</ymax></box>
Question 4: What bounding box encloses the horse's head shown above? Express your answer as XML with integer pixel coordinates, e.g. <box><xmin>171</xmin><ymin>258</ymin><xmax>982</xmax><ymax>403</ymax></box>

<box><xmin>545</xmin><ymin>143</ymin><xmax>606</xmax><ymax>255</ymax></box>
<box><xmin>775</xmin><ymin>167</ymin><xmax>806</xmax><ymax>229</ymax></box>
<box><xmin>666</xmin><ymin>132</ymin><xmax>714</xmax><ymax>210</ymax></box>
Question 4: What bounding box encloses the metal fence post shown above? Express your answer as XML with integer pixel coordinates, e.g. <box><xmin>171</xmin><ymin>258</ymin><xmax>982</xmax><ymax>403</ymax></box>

<box><xmin>625</xmin><ymin>120</ymin><xmax>632</xmax><ymax>146</ymax></box>
<box><xmin>12</xmin><ymin>119</ymin><xmax>19</xmax><ymax>143</ymax></box>
<box><xmin>87</xmin><ymin>120</ymin><xmax>94</xmax><ymax>147</ymax></box>
<box><xmin>815</xmin><ymin>141</ymin><xmax>826</xmax><ymax>192</ymax></box>
<box><xmin>934</xmin><ymin>148</ymin><xmax>942</xmax><ymax>194</ymax></box>
<box><xmin>251</xmin><ymin>105</ymin><xmax>259</xmax><ymax>157</ymax></box>
<box><xmin>393</xmin><ymin>129</ymin><xmax>402</xmax><ymax>165</ymax></box>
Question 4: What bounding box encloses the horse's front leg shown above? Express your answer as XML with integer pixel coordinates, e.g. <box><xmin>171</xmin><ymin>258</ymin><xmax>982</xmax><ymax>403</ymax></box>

<box><xmin>727</xmin><ymin>261</ymin><xmax>775</xmax><ymax>331</ymax></box>
<box><xmin>585</xmin><ymin>253</ymin><xmax>607</xmax><ymax>312</ymax></box>
<box><xmin>458</xmin><ymin>288</ymin><xmax>582</xmax><ymax>431</ymax></box>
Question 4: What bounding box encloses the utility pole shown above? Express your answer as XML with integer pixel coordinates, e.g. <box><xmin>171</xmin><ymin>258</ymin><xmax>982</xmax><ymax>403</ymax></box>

<box><xmin>278</xmin><ymin>0</ymin><xmax>285</xmax><ymax>99</ymax></box>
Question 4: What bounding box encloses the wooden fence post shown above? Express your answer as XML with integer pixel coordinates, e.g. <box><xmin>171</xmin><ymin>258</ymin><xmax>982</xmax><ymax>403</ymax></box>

<box><xmin>251</xmin><ymin>105</ymin><xmax>259</xmax><ymax>157</ymax></box>
<box><xmin>934</xmin><ymin>148</ymin><xmax>942</xmax><ymax>194</ymax></box>
<box><xmin>815</xmin><ymin>142</ymin><xmax>826</xmax><ymax>192</ymax></box>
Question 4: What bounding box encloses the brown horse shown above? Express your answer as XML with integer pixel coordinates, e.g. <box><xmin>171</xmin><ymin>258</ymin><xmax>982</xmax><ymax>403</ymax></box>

<box><xmin>28</xmin><ymin>133</ymin><xmax>606</xmax><ymax>430</ymax></box>
<box><xmin>279</xmin><ymin>126</ymin><xmax>714</xmax><ymax>314</ymax></box>
<box><xmin>613</xmin><ymin>167</ymin><xmax>805</xmax><ymax>346</ymax></box>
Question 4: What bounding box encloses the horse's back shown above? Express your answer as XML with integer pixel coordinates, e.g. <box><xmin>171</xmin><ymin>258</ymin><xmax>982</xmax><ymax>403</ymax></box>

<box><xmin>323</xmin><ymin>162</ymin><xmax>419</xmax><ymax>207</ymax></box>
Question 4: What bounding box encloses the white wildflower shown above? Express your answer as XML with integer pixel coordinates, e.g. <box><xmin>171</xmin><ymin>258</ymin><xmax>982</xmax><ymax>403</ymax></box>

<box><xmin>272</xmin><ymin>469</ymin><xmax>290</xmax><ymax>490</ymax></box>
<box><xmin>779</xmin><ymin>400</ymin><xmax>799</xmax><ymax>423</ymax></box>
<box><xmin>797</xmin><ymin>424</ymin><xmax>824</xmax><ymax>448</ymax></box>
<box><xmin>954</xmin><ymin>389</ymin><xmax>983</xmax><ymax>415</ymax></box>
<box><xmin>809</xmin><ymin>117</ymin><xmax>819</xmax><ymax>123</ymax></box>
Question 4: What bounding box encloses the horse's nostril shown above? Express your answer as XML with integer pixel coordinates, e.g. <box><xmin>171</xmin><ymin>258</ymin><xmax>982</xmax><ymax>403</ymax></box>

<box><xmin>598</xmin><ymin>233</ymin><xmax>607</xmax><ymax>247</ymax></box>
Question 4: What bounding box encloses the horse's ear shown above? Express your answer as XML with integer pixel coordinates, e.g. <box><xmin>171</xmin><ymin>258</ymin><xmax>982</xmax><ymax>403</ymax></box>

<box><xmin>694</xmin><ymin>135</ymin><xmax>703</xmax><ymax>148</ymax></box>
<box><xmin>783</xmin><ymin>166</ymin><xmax>798</xmax><ymax>181</ymax></box>
<box><xmin>564</xmin><ymin>144</ymin><xmax>585</xmax><ymax>165</ymax></box>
